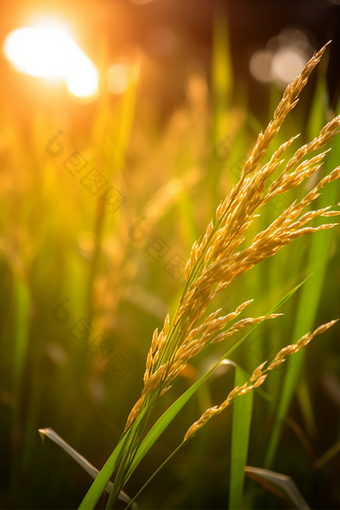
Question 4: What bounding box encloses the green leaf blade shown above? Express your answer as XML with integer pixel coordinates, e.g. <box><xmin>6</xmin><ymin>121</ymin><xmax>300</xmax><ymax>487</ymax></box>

<box><xmin>228</xmin><ymin>367</ymin><xmax>254</xmax><ymax>509</ymax></box>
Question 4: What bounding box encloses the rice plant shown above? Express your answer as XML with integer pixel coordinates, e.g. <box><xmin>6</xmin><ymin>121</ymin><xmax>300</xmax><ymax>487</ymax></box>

<box><xmin>66</xmin><ymin>42</ymin><xmax>340</xmax><ymax>510</ymax></box>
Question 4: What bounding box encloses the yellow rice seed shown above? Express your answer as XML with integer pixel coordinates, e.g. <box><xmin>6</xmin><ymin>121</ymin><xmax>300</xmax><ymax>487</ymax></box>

<box><xmin>297</xmin><ymin>334</ymin><xmax>312</xmax><ymax>348</ymax></box>
<box><xmin>251</xmin><ymin>361</ymin><xmax>267</xmax><ymax>382</ymax></box>
<box><xmin>227</xmin><ymin>385</ymin><xmax>240</xmax><ymax>400</ymax></box>
<box><xmin>239</xmin><ymin>385</ymin><xmax>254</xmax><ymax>396</ymax></box>
<box><xmin>151</xmin><ymin>328</ymin><xmax>159</xmax><ymax>353</ymax></box>
<box><xmin>313</xmin><ymin>319</ymin><xmax>339</xmax><ymax>336</ymax></box>
<box><xmin>254</xmin><ymin>374</ymin><xmax>268</xmax><ymax>387</ymax></box>
<box><xmin>184</xmin><ymin>423</ymin><xmax>199</xmax><ymax>442</ymax></box>
<box><xmin>267</xmin><ymin>358</ymin><xmax>286</xmax><ymax>370</ymax></box>
<box><xmin>274</xmin><ymin>344</ymin><xmax>298</xmax><ymax>360</ymax></box>
<box><xmin>219</xmin><ymin>397</ymin><xmax>232</xmax><ymax>410</ymax></box>
<box><xmin>160</xmin><ymin>386</ymin><xmax>172</xmax><ymax>397</ymax></box>
<box><xmin>204</xmin><ymin>245</ymin><xmax>214</xmax><ymax>261</ymax></box>
<box><xmin>207</xmin><ymin>220</ymin><xmax>214</xmax><ymax>237</ymax></box>
<box><xmin>146</xmin><ymin>349</ymin><xmax>153</xmax><ymax>371</ymax></box>
<box><xmin>164</xmin><ymin>313</ymin><xmax>170</xmax><ymax>335</ymax></box>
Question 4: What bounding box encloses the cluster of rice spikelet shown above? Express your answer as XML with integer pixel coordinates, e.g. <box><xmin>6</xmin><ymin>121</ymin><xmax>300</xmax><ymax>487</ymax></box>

<box><xmin>183</xmin><ymin>319</ymin><xmax>338</xmax><ymax>441</ymax></box>
<box><xmin>124</xmin><ymin>42</ymin><xmax>340</xmax><ymax>432</ymax></box>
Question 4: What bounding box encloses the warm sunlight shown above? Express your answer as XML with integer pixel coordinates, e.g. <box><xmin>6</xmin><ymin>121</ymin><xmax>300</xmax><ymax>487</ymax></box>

<box><xmin>4</xmin><ymin>25</ymin><xmax>98</xmax><ymax>99</ymax></box>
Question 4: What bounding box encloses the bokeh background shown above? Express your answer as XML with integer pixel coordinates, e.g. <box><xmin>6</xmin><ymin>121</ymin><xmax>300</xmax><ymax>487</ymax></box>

<box><xmin>1</xmin><ymin>0</ymin><xmax>340</xmax><ymax>508</ymax></box>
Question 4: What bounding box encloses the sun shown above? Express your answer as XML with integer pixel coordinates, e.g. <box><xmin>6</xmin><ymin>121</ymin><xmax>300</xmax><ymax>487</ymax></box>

<box><xmin>3</xmin><ymin>19</ymin><xmax>99</xmax><ymax>100</ymax></box>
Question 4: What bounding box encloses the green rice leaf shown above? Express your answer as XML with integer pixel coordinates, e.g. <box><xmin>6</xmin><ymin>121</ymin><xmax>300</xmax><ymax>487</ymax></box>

<box><xmin>228</xmin><ymin>367</ymin><xmax>254</xmax><ymax>509</ymax></box>
<box><xmin>245</xmin><ymin>466</ymin><xmax>311</xmax><ymax>509</ymax></box>
<box><xmin>38</xmin><ymin>428</ymin><xmax>135</xmax><ymax>506</ymax></box>
<box><xmin>77</xmin><ymin>431</ymin><xmax>126</xmax><ymax>510</ymax></box>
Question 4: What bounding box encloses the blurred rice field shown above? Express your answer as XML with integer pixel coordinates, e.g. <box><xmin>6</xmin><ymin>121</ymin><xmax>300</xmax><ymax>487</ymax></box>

<box><xmin>1</xmin><ymin>3</ymin><xmax>340</xmax><ymax>509</ymax></box>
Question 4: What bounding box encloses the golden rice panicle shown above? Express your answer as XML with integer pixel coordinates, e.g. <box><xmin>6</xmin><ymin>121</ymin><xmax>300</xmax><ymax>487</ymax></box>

<box><xmin>264</xmin><ymin>114</ymin><xmax>340</xmax><ymax>204</ymax></box>
<box><xmin>218</xmin><ymin>42</ymin><xmax>330</xmax><ymax>216</ymax></box>
<box><xmin>184</xmin><ymin>46</ymin><xmax>330</xmax><ymax>278</ymax></box>
<box><xmin>207</xmin><ymin>121</ymin><xmax>340</xmax><ymax>272</ymax></box>
<box><xmin>184</xmin><ymin>319</ymin><xmax>338</xmax><ymax>441</ymax></box>
<box><xmin>124</xmin><ymin>43</ymin><xmax>340</xmax><ymax>432</ymax></box>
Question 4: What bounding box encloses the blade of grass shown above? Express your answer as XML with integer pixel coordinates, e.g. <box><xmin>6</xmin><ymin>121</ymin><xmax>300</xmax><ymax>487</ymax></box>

<box><xmin>38</xmin><ymin>428</ymin><xmax>135</xmax><ymax>506</ymax></box>
<box><xmin>228</xmin><ymin>366</ymin><xmax>254</xmax><ymax>509</ymax></box>
<box><xmin>77</xmin><ymin>436</ymin><xmax>125</xmax><ymax>510</ymax></box>
<box><xmin>125</xmin><ymin>442</ymin><xmax>183</xmax><ymax>510</ymax></box>
<box><xmin>245</xmin><ymin>466</ymin><xmax>311</xmax><ymax>510</ymax></box>
<box><xmin>77</xmin><ymin>417</ymin><xmax>140</xmax><ymax>510</ymax></box>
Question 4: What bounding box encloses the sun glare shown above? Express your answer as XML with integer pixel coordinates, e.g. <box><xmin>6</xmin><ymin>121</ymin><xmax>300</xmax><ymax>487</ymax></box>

<box><xmin>4</xmin><ymin>24</ymin><xmax>99</xmax><ymax>99</ymax></box>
